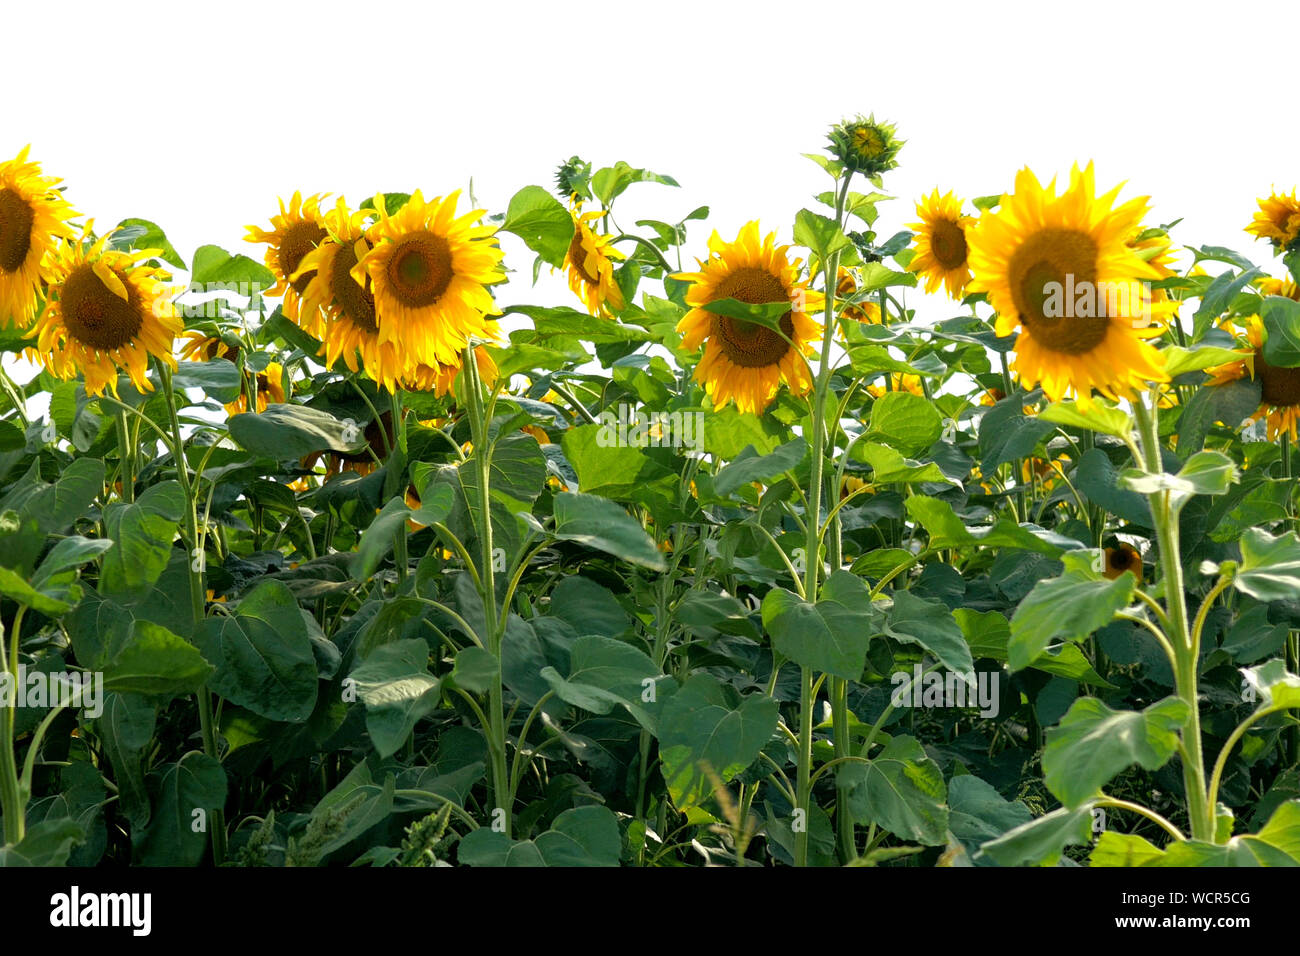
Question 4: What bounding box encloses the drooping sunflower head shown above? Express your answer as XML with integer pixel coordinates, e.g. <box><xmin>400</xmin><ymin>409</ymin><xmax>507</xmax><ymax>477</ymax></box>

<box><xmin>1205</xmin><ymin>315</ymin><xmax>1300</xmax><ymax>440</ymax></box>
<box><xmin>1103</xmin><ymin>543</ymin><xmax>1143</xmax><ymax>581</ymax></box>
<box><xmin>244</xmin><ymin>192</ymin><xmax>328</xmax><ymax>322</ymax></box>
<box><xmin>908</xmin><ymin>189</ymin><xmax>974</xmax><ymax>299</ymax></box>
<box><xmin>835</xmin><ymin>266</ymin><xmax>883</xmax><ymax>324</ymax></box>
<box><xmin>178</xmin><ymin>329</ymin><xmax>238</xmax><ymax>363</ymax></box>
<box><xmin>565</xmin><ymin>207</ymin><xmax>625</xmax><ymax>317</ymax></box>
<box><xmin>356</xmin><ymin>190</ymin><xmax>504</xmax><ymax>369</ymax></box>
<box><xmin>295</xmin><ymin>197</ymin><xmax>387</xmax><ymax>373</ymax></box>
<box><xmin>401</xmin><ymin>340</ymin><xmax>500</xmax><ymax>397</ymax></box>
<box><xmin>0</xmin><ymin>146</ymin><xmax>78</xmax><ymax>329</ymax></box>
<box><xmin>673</xmin><ymin>222</ymin><xmax>824</xmax><ymax>416</ymax></box>
<box><xmin>1246</xmin><ymin>188</ymin><xmax>1300</xmax><ymax>253</ymax></box>
<box><xmin>1258</xmin><ymin>276</ymin><xmax>1300</xmax><ymax>302</ymax></box>
<box><xmin>554</xmin><ymin>157</ymin><xmax>593</xmax><ymax>203</ymax></box>
<box><xmin>225</xmin><ymin>361</ymin><xmax>287</xmax><ymax>416</ymax></box>
<box><xmin>827</xmin><ymin>115</ymin><xmax>903</xmax><ymax>178</ymax></box>
<box><xmin>966</xmin><ymin>163</ymin><xmax>1170</xmax><ymax>407</ymax></box>
<box><xmin>866</xmin><ymin>373</ymin><xmax>925</xmax><ymax>399</ymax></box>
<box><xmin>32</xmin><ymin>227</ymin><xmax>183</xmax><ymax>397</ymax></box>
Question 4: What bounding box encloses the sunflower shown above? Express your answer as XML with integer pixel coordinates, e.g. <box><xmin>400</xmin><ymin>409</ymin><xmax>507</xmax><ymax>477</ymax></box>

<box><xmin>673</xmin><ymin>222</ymin><xmax>823</xmax><ymax>415</ymax></box>
<box><xmin>293</xmin><ymin>198</ymin><xmax>408</xmax><ymax>389</ymax></box>
<box><xmin>866</xmin><ymin>372</ymin><xmax>925</xmax><ymax>399</ymax></box>
<box><xmin>245</xmin><ymin>192</ymin><xmax>328</xmax><ymax>326</ymax></box>
<box><xmin>355</xmin><ymin>190</ymin><xmax>504</xmax><ymax>370</ymax></box>
<box><xmin>1206</xmin><ymin>315</ymin><xmax>1300</xmax><ymax>440</ymax></box>
<box><xmin>0</xmin><ymin>147</ymin><xmax>78</xmax><ymax>329</ymax></box>
<box><xmin>1019</xmin><ymin>453</ymin><xmax>1069</xmax><ymax>490</ymax></box>
<box><xmin>565</xmin><ymin>207</ymin><xmax>625</xmax><ymax>316</ymax></box>
<box><xmin>302</xmin><ymin>411</ymin><xmax>392</xmax><ymax>479</ymax></box>
<box><xmin>178</xmin><ymin>330</ymin><xmax>236</xmax><ymax>363</ymax></box>
<box><xmin>965</xmin><ymin>163</ymin><xmax>1169</xmax><ymax>407</ymax></box>
<box><xmin>826</xmin><ymin>115</ymin><xmax>903</xmax><ymax>177</ymax></box>
<box><xmin>31</xmin><ymin>227</ymin><xmax>182</xmax><ymax>397</ymax></box>
<box><xmin>980</xmin><ymin>387</ymin><xmax>1006</xmax><ymax>406</ymax></box>
<box><xmin>1103</xmin><ymin>543</ymin><xmax>1143</xmax><ymax>581</ymax></box>
<box><xmin>907</xmin><ymin>190</ymin><xmax>974</xmax><ymax>299</ymax></box>
<box><xmin>1246</xmin><ymin>188</ymin><xmax>1300</xmax><ymax>253</ymax></box>
<box><xmin>401</xmin><ymin>340</ymin><xmax>500</xmax><ymax>396</ymax></box>
<box><xmin>1259</xmin><ymin>276</ymin><xmax>1300</xmax><ymax>301</ymax></box>
<box><xmin>835</xmin><ymin>267</ymin><xmax>883</xmax><ymax>324</ymax></box>
<box><xmin>225</xmin><ymin>362</ymin><xmax>286</xmax><ymax>415</ymax></box>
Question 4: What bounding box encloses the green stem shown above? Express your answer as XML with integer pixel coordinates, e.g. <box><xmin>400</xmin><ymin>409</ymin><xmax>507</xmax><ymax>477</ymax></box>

<box><xmin>1</xmin><ymin>607</ymin><xmax>28</xmax><ymax>844</ymax></box>
<box><xmin>158</xmin><ymin>362</ymin><xmax>226</xmax><ymax>864</ymax></box>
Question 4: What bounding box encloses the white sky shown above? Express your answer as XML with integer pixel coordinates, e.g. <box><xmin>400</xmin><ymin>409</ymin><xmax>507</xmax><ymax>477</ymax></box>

<box><xmin>6</xmin><ymin>0</ymin><xmax>1299</xmax><ymax>352</ymax></box>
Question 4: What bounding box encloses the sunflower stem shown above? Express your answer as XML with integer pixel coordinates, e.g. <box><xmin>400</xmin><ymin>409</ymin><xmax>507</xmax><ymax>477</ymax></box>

<box><xmin>1</xmin><ymin>607</ymin><xmax>28</xmax><ymax>845</ymax></box>
<box><xmin>157</xmin><ymin>361</ymin><xmax>227</xmax><ymax>864</ymax></box>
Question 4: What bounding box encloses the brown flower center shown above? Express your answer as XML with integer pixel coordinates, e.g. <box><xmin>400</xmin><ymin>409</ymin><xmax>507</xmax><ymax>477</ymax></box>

<box><xmin>1257</xmin><ymin>354</ymin><xmax>1300</xmax><ymax>408</ymax></box>
<box><xmin>711</xmin><ymin>267</ymin><xmax>793</xmax><ymax>368</ymax></box>
<box><xmin>59</xmin><ymin>262</ymin><xmax>144</xmax><ymax>351</ymax></box>
<box><xmin>1007</xmin><ymin>228</ymin><xmax>1108</xmax><ymax>355</ymax></box>
<box><xmin>330</xmin><ymin>240</ymin><xmax>378</xmax><ymax>332</ymax></box>
<box><xmin>277</xmin><ymin>220</ymin><xmax>326</xmax><ymax>294</ymax></box>
<box><xmin>1105</xmin><ymin>545</ymin><xmax>1141</xmax><ymax>579</ymax></box>
<box><xmin>568</xmin><ymin>229</ymin><xmax>599</xmax><ymax>286</ymax></box>
<box><xmin>0</xmin><ymin>187</ymin><xmax>35</xmax><ymax>273</ymax></box>
<box><xmin>386</xmin><ymin>231</ymin><xmax>453</xmax><ymax>308</ymax></box>
<box><xmin>930</xmin><ymin>218</ymin><xmax>968</xmax><ymax>270</ymax></box>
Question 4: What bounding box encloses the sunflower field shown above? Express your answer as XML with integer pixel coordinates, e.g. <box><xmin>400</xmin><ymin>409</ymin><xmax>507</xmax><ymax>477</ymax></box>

<box><xmin>2</xmin><ymin>116</ymin><xmax>1300</xmax><ymax>871</ymax></box>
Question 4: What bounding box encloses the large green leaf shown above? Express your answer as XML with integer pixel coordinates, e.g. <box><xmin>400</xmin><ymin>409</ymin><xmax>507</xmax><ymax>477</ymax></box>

<box><xmin>1008</xmin><ymin>557</ymin><xmax>1136</xmax><ymax>671</ymax></box>
<box><xmin>882</xmin><ymin>589</ymin><xmax>974</xmax><ymax>676</ymax></box>
<box><xmin>348</xmin><ymin>639</ymin><xmax>439</xmax><ymax>759</ymax></box>
<box><xmin>228</xmin><ymin>403</ymin><xmax>369</xmax><ymax>460</ymax></box>
<box><xmin>540</xmin><ymin>634</ymin><xmax>664</xmax><ymax>729</ymax></box>
<box><xmin>196</xmin><ymin>579</ymin><xmax>318</xmax><ymax>722</ymax></box>
<box><xmin>551</xmin><ymin>491</ymin><xmax>666</xmax><ymax>571</ymax></box>
<box><xmin>132</xmin><ymin>752</ymin><xmax>228</xmax><ymax>867</ymax></box>
<box><xmin>1043</xmin><ymin>696</ymin><xmax>1188</xmax><ymax>806</ymax></box>
<box><xmin>714</xmin><ymin>438</ymin><xmax>806</xmax><ymax>496</ymax></box>
<box><xmin>656</xmin><ymin>674</ymin><xmax>778</xmax><ymax>810</ymax></box>
<box><xmin>501</xmin><ymin>186</ymin><xmax>575</xmax><ymax>269</ymax></box>
<box><xmin>843</xmin><ymin>734</ymin><xmax>948</xmax><ymax>845</ymax></box>
<box><xmin>761</xmin><ymin>571</ymin><xmax>874</xmax><ymax>680</ymax></box>
<box><xmin>99</xmin><ymin>481</ymin><xmax>186</xmax><ymax>598</ymax></box>
<box><xmin>1234</xmin><ymin>527</ymin><xmax>1300</xmax><ymax>602</ymax></box>
<box><xmin>868</xmin><ymin>391</ymin><xmax>943</xmax><ymax>457</ymax></box>
<box><xmin>977</xmin><ymin>804</ymin><xmax>1095</xmax><ymax>867</ymax></box>
<box><xmin>458</xmin><ymin>805</ymin><xmax>622</xmax><ymax>867</ymax></box>
<box><xmin>100</xmin><ymin>620</ymin><xmax>214</xmax><ymax>698</ymax></box>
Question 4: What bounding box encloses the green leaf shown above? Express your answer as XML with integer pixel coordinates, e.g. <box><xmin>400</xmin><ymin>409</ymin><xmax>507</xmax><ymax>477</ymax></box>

<box><xmin>1161</xmin><ymin>345</ymin><xmax>1254</xmax><ymax>378</ymax></box>
<box><xmin>1118</xmin><ymin>450</ymin><xmax>1239</xmax><ymax>516</ymax></box>
<box><xmin>1177</xmin><ymin>379</ymin><xmax>1262</xmax><ymax>457</ymax></box>
<box><xmin>947</xmin><ymin>774</ymin><xmax>1034</xmax><ymax>856</ymax></box>
<box><xmin>0</xmin><ymin>566</ymin><xmax>74</xmax><ymax>616</ymax></box>
<box><xmin>30</xmin><ymin>535</ymin><xmax>113</xmax><ymax>592</ymax></box>
<box><xmin>501</xmin><ymin>186</ymin><xmax>575</xmax><ymax>270</ymax></box>
<box><xmin>761</xmin><ymin>571</ymin><xmax>874</xmax><ymax>680</ymax></box>
<box><xmin>1241</xmin><ymin>659</ymin><xmax>1300</xmax><ymax>712</ymax></box>
<box><xmin>196</xmin><ymin>579</ymin><xmax>318</xmax><ymax>722</ymax></box>
<box><xmin>449</xmin><ymin>646</ymin><xmax>498</xmax><ymax>695</ymax></box>
<box><xmin>843</xmin><ymin>734</ymin><xmax>948</xmax><ymax>845</ymax></box>
<box><xmin>979</xmin><ymin>400</ymin><xmax>1054</xmax><ymax>471</ymax></box>
<box><xmin>99</xmin><ymin>481</ymin><xmax>186</xmax><ymax>598</ymax></box>
<box><xmin>228</xmin><ymin>403</ymin><xmax>369</xmax><ymax>460</ymax></box>
<box><xmin>459</xmin><ymin>805</ymin><xmax>622</xmax><ymax>867</ymax></box>
<box><xmin>132</xmin><ymin>752</ymin><xmax>227</xmax><ymax>867</ymax></box>
<box><xmin>540</xmin><ymin>634</ymin><xmax>663</xmax><ymax>729</ymax></box>
<box><xmin>656</xmin><ymin>673</ymin><xmax>779</xmax><ymax>810</ymax></box>
<box><xmin>1235</xmin><ymin>527</ymin><xmax>1300</xmax><ymax>602</ymax></box>
<box><xmin>348</xmin><ymin>639</ymin><xmax>439</xmax><ymax>759</ymax></box>
<box><xmin>114</xmin><ymin>217</ymin><xmax>186</xmax><ymax>269</ymax></box>
<box><xmin>1008</xmin><ymin>560</ymin><xmax>1136</xmax><ymax>672</ymax></box>
<box><xmin>96</xmin><ymin>693</ymin><xmax>154</xmax><ymax>827</ymax></box>
<box><xmin>1194</xmin><ymin>267</ymin><xmax>1263</xmax><ymax>337</ymax></box>
<box><xmin>173</xmin><ymin>359</ymin><xmax>242</xmax><ymax>403</ymax></box>
<box><xmin>794</xmin><ymin>208</ymin><xmax>851</xmax><ymax>260</ymax></box>
<box><xmin>1039</xmin><ymin>399</ymin><xmax>1133</xmax><ymax>438</ymax></box>
<box><xmin>591</xmin><ymin>162</ymin><xmax>678</xmax><ymax>205</ymax></box>
<box><xmin>351</xmin><ymin>496</ymin><xmax>414</xmax><ymax>581</ymax></box>
<box><xmin>904</xmin><ymin>497</ymin><xmax>1082</xmax><ymax>556</ymax></box>
<box><xmin>1261</xmin><ymin>295</ymin><xmax>1300</xmax><ymax>367</ymax></box>
<box><xmin>0</xmin><ymin>818</ymin><xmax>85</xmax><ymax>867</ymax></box>
<box><xmin>881</xmin><ymin>589</ymin><xmax>974</xmax><ymax>675</ymax></box>
<box><xmin>855</xmin><ymin>443</ymin><xmax>952</xmax><ymax>484</ymax></box>
<box><xmin>955</xmin><ymin>608</ymin><xmax>1115</xmax><ymax>688</ymax></box>
<box><xmin>551</xmin><ymin>491</ymin><xmax>666</xmax><ymax>571</ymax></box>
<box><xmin>1043</xmin><ymin>696</ymin><xmax>1188</xmax><ymax>806</ymax></box>
<box><xmin>714</xmin><ymin>438</ymin><xmax>806</xmax><ymax>496</ymax></box>
<box><xmin>101</xmin><ymin>620</ymin><xmax>214</xmax><ymax>698</ymax></box>
<box><xmin>977</xmin><ymin>804</ymin><xmax>1095</xmax><ymax>867</ymax></box>
<box><xmin>868</xmin><ymin>391</ymin><xmax>943</xmax><ymax>457</ymax></box>
<box><xmin>190</xmin><ymin>244</ymin><xmax>274</xmax><ymax>290</ymax></box>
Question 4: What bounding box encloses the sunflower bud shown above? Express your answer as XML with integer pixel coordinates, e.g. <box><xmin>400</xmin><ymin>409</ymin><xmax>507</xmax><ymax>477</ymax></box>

<box><xmin>826</xmin><ymin>115</ymin><xmax>904</xmax><ymax>179</ymax></box>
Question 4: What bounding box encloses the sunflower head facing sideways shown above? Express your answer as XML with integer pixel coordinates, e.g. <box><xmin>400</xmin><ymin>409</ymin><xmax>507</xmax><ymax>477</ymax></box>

<box><xmin>245</xmin><ymin>192</ymin><xmax>328</xmax><ymax>326</ymax></box>
<box><xmin>866</xmin><ymin>372</ymin><xmax>925</xmax><ymax>399</ymax></box>
<box><xmin>0</xmin><ymin>146</ymin><xmax>78</xmax><ymax>329</ymax></box>
<box><xmin>355</xmin><ymin>190</ymin><xmax>504</xmax><ymax>370</ymax></box>
<box><xmin>1258</xmin><ymin>276</ymin><xmax>1300</xmax><ymax>302</ymax></box>
<box><xmin>674</xmin><ymin>221</ymin><xmax>824</xmax><ymax>416</ymax></box>
<box><xmin>1206</xmin><ymin>315</ymin><xmax>1300</xmax><ymax>440</ymax></box>
<box><xmin>835</xmin><ymin>267</ymin><xmax>883</xmax><ymax>324</ymax></box>
<box><xmin>1103</xmin><ymin>542</ymin><xmax>1143</xmax><ymax>581</ymax></box>
<box><xmin>965</xmin><ymin>163</ymin><xmax>1170</xmax><ymax>407</ymax></box>
<box><xmin>564</xmin><ymin>206</ymin><xmax>625</xmax><ymax>317</ymax></box>
<box><xmin>1246</xmin><ymin>188</ymin><xmax>1300</xmax><ymax>253</ymax></box>
<box><xmin>225</xmin><ymin>361</ymin><xmax>287</xmax><ymax>416</ymax></box>
<box><xmin>908</xmin><ymin>189</ymin><xmax>974</xmax><ymax>299</ymax></box>
<box><xmin>31</xmin><ymin>226</ymin><xmax>183</xmax><ymax>397</ymax></box>
<box><xmin>401</xmin><ymin>338</ymin><xmax>500</xmax><ymax>396</ymax></box>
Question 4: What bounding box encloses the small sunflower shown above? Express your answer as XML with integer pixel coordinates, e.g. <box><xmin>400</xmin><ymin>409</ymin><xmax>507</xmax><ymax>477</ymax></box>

<box><xmin>866</xmin><ymin>372</ymin><xmax>925</xmax><ymax>399</ymax></box>
<box><xmin>564</xmin><ymin>206</ymin><xmax>625</xmax><ymax>317</ymax></box>
<box><xmin>980</xmin><ymin>387</ymin><xmax>1006</xmax><ymax>406</ymax></box>
<box><xmin>225</xmin><ymin>361</ymin><xmax>286</xmax><ymax>415</ymax></box>
<box><xmin>835</xmin><ymin>267</ymin><xmax>883</xmax><ymax>324</ymax></box>
<box><xmin>245</xmin><ymin>192</ymin><xmax>328</xmax><ymax>326</ymax></box>
<box><xmin>401</xmin><ymin>341</ymin><xmax>500</xmax><ymax>396</ymax></box>
<box><xmin>0</xmin><ymin>146</ymin><xmax>78</xmax><ymax>328</ymax></box>
<box><xmin>827</xmin><ymin>115</ymin><xmax>903</xmax><ymax>178</ymax></box>
<box><xmin>355</xmin><ymin>190</ymin><xmax>504</xmax><ymax>369</ymax></box>
<box><xmin>1019</xmin><ymin>453</ymin><xmax>1069</xmax><ymax>490</ymax></box>
<box><xmin>178</xmin><ymin>330</ymin><xmax>236</xmax><ymax>363</ymax></box>
<box><xmin>302</xmin><ymin>411</ymin><xmax>393</xmax><ymax>478</ymax></box>
<box><xmin>673</xmin><ymin>222</ymin><xmax>824</xmax><ymax>415</ymax></box>
<box><xmin>966</xmin><ymin>163</ymin><xmax>1169</xmax><ymax>407</ymax></box>
<box><xmin>1259</xmin><ymin>276</ymin><xmax>1300</xmax><ymax>301</ymax></box>
<box><xmin>32</xmin><ymin>227</ymin><xmax>182</xmax><ymax>397</ymax></box>
<box><xmin>907</xmin><ymin>190</ymin><xmax>974</xmax><ymax>299</ymax></box>
<box><xmin>1205</xmin><ymin>315</ymin><xmax>1300</xmax><ymax>440</ymax></box>
<box><xmin>1246</xmin><ymin>188</ymin><xmax>1300</xmax><ymax>253</ymax></box>
<box><xmin>1103</xmin><ymin>543</ymin><xmax>1143</xmax><ymax>581</ymax></box>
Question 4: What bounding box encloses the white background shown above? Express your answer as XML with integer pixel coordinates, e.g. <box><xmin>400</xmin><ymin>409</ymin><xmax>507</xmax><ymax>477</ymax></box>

<box><xmin>5</xmin><ymin>0</ymin><xmax>1299</xmax><ymax>334</ymax></box>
